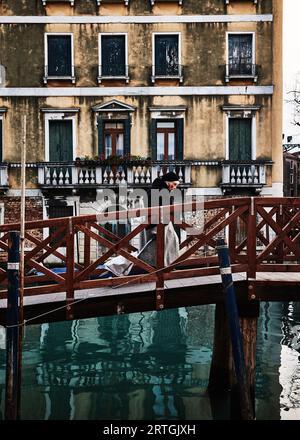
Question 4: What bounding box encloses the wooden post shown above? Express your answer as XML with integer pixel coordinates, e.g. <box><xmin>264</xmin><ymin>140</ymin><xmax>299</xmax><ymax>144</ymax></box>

<box><xmin>5</xmin><ymin>231</ymin><xmax>20</xmax><ymax>420</ymax></box>
<box><xmin>84</xmin><ymin>222</ymin><xmax>91</xmax><ymax>268</ymax></box>
<box><xmin>208</xmin><ymin>302</ymin><xmax>234</xmax><ymax>393</ymax></box>
<box><xmin>66</xmin><ymin>218</ymin><xmax>75</xmax><ymax>320</ymax></box>
<box><xmin>247</xmin><ymin>197</ymin><xmax>257</xmax><ymax>301</ymax></box>
<box><xmin>17</xmin><ymin>114</ymin><xmax>26</xmax><ymax>418</ymax></box>
<box><xmin>216</xmin><ymin>238</ymin><xmax>254</xmax><ymax>420</ymax></box>
<box><xmin>156</xmin><ymin>208</ymin><xmax>165</xmax><ymax>311</ymax></box>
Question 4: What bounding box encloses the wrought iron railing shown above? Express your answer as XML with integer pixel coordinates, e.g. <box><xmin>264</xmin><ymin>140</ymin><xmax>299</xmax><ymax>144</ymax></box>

<box><xmin>97</xmin><ymin>64</ymin><xmax>129</xmax><ymax>83</ymax></box>
<box><xmin>224</xmin><ymin>63</ymin><xmax>258</xmax><ymax>82</ymax></box>
<box><xmin>43</xmin><ymin>65</ymin><xmax>76</xmax><ymax>84</ymax></box>
<box><xmin>151</xmin><ymin>64</ymin><xmax>183</xmax><ymax>83</ymax></box>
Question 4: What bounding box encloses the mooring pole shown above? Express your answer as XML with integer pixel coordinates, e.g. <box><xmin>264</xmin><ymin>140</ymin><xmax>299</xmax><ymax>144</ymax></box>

<box><xmin>216</xmin><ymin>237</ymin><xmax>254</xmax><ymax>420</ymax></box>
<box><xmin>5</xmin><ymin>231</ymin><xmax>20</xmax><ymax>420</ymax></box>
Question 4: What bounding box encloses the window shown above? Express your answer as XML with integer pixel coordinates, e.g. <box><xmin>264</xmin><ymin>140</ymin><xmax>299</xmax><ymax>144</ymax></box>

<box><xmin>152</xmin><ymin>34</ymin><xmax>182</xmax><ymax>83</ymax></box>
<box><xmin>98</xmin><ymin>34</ymin><xmax>129</xmax><ymax>83</ymax></box>
<box><xmin>44</xmin><ymin>34</ymin><xmax>75</xmax><ymax>83</ymax></box>
<box><xmin>290</xmin><ymin>173</ymin><xmax>294</xmax><ymax>185</ymax></box>
<box><xmin>228</xmin><ymin>118</ymin><xmax>252</xmax><ymax>161</ymax></box>
<box><xmin>98</xmin><ymin>118</ymin><xmax>131</xmax><ymax>158</ymax></box>
<box><xmin>104</xmin><ymin>122</ymin><xmax>125</xmax><ymax>157</ymax></box>
<box><xmin>150</xmin><ymin>119</ymin><xmax>184</xmax><ymax>161</ymax></box>
<box><xmin>226</xmin><ymin>33</ymin><xmax>257</xmax><ymax>82</ymax></box>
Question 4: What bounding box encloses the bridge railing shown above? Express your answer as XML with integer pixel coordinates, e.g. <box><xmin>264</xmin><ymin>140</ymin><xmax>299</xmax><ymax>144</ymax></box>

<box><xmin>0</xmin><ymin>197</ymin><xmax>300</xmax><ymax>311</ymax></box>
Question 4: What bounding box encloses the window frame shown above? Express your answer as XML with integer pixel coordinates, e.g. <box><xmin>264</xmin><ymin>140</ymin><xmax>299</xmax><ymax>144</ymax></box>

<box><xmin>98</xmin><ymin>33</ymin><xmax>129</xmax><ymax>83</ymax></box>
<box><xmin>103</xmin><ymin>121</ymin><xmax>125</xmax><ymax>158</ymax></box>
<box><xmin>44</xmin><ymin>33</ymin><xmax>75</xmax><ymax>84</ymax></box>
<box><xmin>152</xmin><ymin>32</ymin><xmax>182</xmax><ymax>83</ymax></box>
<box><xmin>225</xmin><ymin>113</ymin><xmax>256</xmax><ymax>161</ymax></box>
<box><xmin>96</xmin><ymin>0</ymin><xmax>129</xmax><ymax>6</ymax></box>
<box><xmin>226</xmin><ymin>32</ymin><xmax>256</xmax><ymax>82</ymax></box>
<box><xmin>156</xmin><ymin>120</ymin><xmax>177</xmax><ymax>161</ymax></box>
<box><xmin>44</xmin><ymin>112</ymin><xmax>77</xmax><ymax>162</ymax></box>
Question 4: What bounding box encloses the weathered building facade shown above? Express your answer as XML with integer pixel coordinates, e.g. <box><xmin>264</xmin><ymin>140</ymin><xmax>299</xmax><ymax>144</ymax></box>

<box><xmin>0</xmin><ymin>0</ymin><xmax>283</xmax><ymax>236</ymax></box>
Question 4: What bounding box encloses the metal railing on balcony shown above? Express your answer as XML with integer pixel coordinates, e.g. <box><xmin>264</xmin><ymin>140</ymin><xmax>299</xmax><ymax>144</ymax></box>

<box><xmin>37</xmin><ymin>161</ymin><xmax>193</xmax><ymax>188</ymax></box>
<box><xmin>97</xmin><ymin>64</ymin><xmax>130</xmax><ymax>84</ymax></box>
<box><xmin>43</xmin><ymin>65</ymin><xmax>76</xmax><ymax>84</ymax></box>
<box><xmin>225</xmin><ymin>0</ymin><xmax>257</xmax><ymax>4</ymax></box>
<box><xmin>151</xmin><ymin>0</ymin><xmax>182</xmax><ymax>4</ymax></box>
<box><xmin>0</xmin><ymin>164</ymin><xmax>9</xmax><ymax>189</ymax></box>
<box><xmin>225</xmin><ymin>63</ymin><xmax>258</xmax><ymax>82</ymax></box>
<box><xmin>221</xmin><ymin>161</ymin><xmax>272</xmax><ymax>192</ymax></box>
<box><xmin>151</xmin><ymin>64</ymin><xmax>183</xmax><ymax>83</ymax></box>
<box><xmin>42</xmin><ymin>0</ymin><xmax>75</xmax><ymax>5</ymax></box>
<box><xmin>96</xmin><ymin>0</ymin><xmax>129</xmax><ymax>5</ymax></box>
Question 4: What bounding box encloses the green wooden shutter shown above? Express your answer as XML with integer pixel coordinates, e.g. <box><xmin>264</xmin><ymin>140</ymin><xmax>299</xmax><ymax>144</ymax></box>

<box><xmin>177</xmin><ymin>119</ymin><xmax>184</xmax><ymax>160</ymax></box>
<box><xmin>49</xmin><ymin>120</ymin><xmax>73</xmax><ymax>162</ymax></box>
<box><xmin>97</xmin><ymin>117</ymin><xmax>104</xmax><ymax>156</ymax></box>
<box><xmin>150</xmin><ymin>119</ymin><xmax>157</xmax><ymax>160</ymax></box>
<box><xmin>124</xmin><ymin>117</ymin><xmax>131</xmax><ymax>156</ymax></box>
<box><xmin>229</xmin><ymin>118</ymin><xmax>252</xmax><ymax>161</ymax></box>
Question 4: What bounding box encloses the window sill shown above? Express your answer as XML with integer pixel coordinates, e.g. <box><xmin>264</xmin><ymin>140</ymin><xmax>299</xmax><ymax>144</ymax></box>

<box><xmin>97</xmin><ymin>76</ymin><xmax>130</xmax><ymax>84</ymax></box>
<box><xmin>225</xmin><ymin>75</ymin><xmax>258</xmax><ymax>83</ymax></box>
<box><xmin>151</xmin><ymin>75</ymin><xmax>183</xmax><ymax>84</ymax></box>
<box><xmin>43</xmin><ymin>76</ymin><xmax>76</xmax><ymax>84</ymax></box>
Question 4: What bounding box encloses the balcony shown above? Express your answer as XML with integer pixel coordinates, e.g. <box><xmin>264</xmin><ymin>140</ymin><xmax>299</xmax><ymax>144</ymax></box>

<box><xmin>151</xmin><ymin>64</ymin><xmax>183</xmax><ymax>83</ymax></box>
<box><xmin>151</xmin><ymin>0</ymin><xmax>183</xmax><ymax>4</ymax></box>
<box><xmin>225</xmin><ymin>0</ymin><xmax>257</xmax><ymax>4</ymax></box>
<box><xmin>43</xmin><ymin>65</ymin><xmax>76</xmax><ymax>84</ymax></box>
<box><xmin>0</xmin><ymin>164</ymin><xmax>9</xmax><ymax>191</ymax></box>
<box><xmin>96</xmin><ymin>0</ymin><xmax>129</xmax><ymax>5</ymax></box>
<box><xmin>42</xmin><ymin>0</ymin><xmax>74</xmax><ymax>5</ymax></box>
<box><xmin>96</xmin><ymin>0</ymin><xmax>129</xmax><ymax>6</ymax></box>
<box><xmin>37</xmin><ymin>161</ymin><xmax>192</xmax><ymax>189</ymax></box>
<box><xmin>97</xmin><ymin>65</ymin><xmax>129</xmax><ymax>84</ymax></box>
<box><xmin>221</xmin><ymin>161</ymin><xmax>272</xmax><ymax>193</ymax></box>
<box><xmin>224</xmin><ymin>63</ymin><xmax>258</xmax><ymax>83</ymax></box>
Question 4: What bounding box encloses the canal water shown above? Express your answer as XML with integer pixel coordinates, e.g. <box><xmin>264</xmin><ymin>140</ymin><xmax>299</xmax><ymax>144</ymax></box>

<box><xmin>0</xmin><ymin>302</ymin><xmax>299</xmax><ymax>420</ymax></box>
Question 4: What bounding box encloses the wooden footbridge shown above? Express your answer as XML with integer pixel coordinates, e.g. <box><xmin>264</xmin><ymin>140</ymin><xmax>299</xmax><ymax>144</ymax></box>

<box><xmin>2</xmin><ymin>195</ymin><xmax>300</xmax><ymax>420</ymax></box>
<box><xmin>0</xmin><ymin>196</ymin><xmax>300</xmax><ymax>325</ymax></box>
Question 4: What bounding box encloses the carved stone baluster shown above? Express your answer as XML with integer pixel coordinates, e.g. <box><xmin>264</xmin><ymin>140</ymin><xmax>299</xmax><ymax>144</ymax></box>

<box><xmin>52</xmin><ymin>168</ymin><xmax>57</xmax><ymax>186</ymax></box>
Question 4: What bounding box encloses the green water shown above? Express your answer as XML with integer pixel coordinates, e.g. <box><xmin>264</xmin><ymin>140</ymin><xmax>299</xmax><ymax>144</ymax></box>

<box><xmin>0</xmin><ymin>302</ymin><xmax>299</xmax><ymax>420</ymax></box>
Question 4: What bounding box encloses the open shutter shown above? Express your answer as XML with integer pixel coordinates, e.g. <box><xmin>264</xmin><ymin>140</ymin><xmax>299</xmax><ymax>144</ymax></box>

<box><xmin>97</xmin><ymin>117</ymin><xmax>104</xmax><ymax>156</ymax></box>
<box><xmin>124</xmin><ymin>117</ymin><xmax>131</xmax><ymax>156</ymax></box>
<box><xmin>176</xmin><ymin>119</ymin><xmax>184</xmax><ymax>160</ymax></box>
<box><xmin>150</xmin><ymin>119</ymin><xmax>157</xmax><ymax>160</ymax></box>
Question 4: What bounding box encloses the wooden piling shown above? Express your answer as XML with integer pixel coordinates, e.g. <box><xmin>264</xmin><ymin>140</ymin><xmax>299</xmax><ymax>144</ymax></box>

<box><xmin>215</xmin><ymin>238</ymin><xmax>254</xmax><ymax>420</ymax></box>
<box><xmin>5</xmin><ymin>231</ymin><xmax>20</xmax><ymax>420</ymax></box>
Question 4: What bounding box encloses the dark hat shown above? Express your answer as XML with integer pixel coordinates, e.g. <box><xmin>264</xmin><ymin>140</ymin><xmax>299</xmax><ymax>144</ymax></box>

<box><xmin>161</xmin><ymin>171</ymin><xmax>180</xmax><ymax>182</ymax></box>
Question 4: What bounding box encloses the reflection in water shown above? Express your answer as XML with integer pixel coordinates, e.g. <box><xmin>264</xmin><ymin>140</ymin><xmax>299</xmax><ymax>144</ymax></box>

<box><xmin>0</xmin><ymin>302</ymin><xmax>299</xmax><ymax>420</ymax></box>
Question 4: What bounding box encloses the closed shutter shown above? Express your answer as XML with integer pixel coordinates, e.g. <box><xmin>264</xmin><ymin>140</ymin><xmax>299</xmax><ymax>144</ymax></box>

<box><xmin>229</xmin><ymin>118</ymin><xmax>252</xmax><ymax>161</ymax></box>
<box><xmin>97</xmin><ymin>117</ymin><xmax>104</xmax><ymax>156</ymax></box>
<box><xmin>176</xmin><ymin>119</ymin><xmax>184</xmax><ymax>160</ymax></box>
<box><xmin>150</xmin><ymin>119</ymin><xmax>157</xmax><ymax>160</ymax></box>
<box><xmin>124</xmin><ymin>117</ymin><xmax>131</xmax><ymax>156</ymax></box>
<box><xmin>102</xmin><ymin>36</ymin><xmax>125</xmax><ymax>76</ymax></box>
<box><xmin>48</xmin><ymin>35</ymin><xmax>72</xmax><ymax>77</ymax></box>
<box><xmin>49</xmin><ymin>120</ymin><xmax>73</xmax><ymax>162</ymax></box>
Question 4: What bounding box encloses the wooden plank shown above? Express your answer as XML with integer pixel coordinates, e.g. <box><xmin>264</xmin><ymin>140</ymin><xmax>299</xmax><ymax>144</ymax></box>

<box><xmin>66</xmin><ymin>219</ymin><xmax>75</xmax><ymax>320</ymax></box>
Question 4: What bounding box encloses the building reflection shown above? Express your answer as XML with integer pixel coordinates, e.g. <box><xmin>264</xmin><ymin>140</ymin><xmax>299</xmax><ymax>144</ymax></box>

<box><xmin>7</xmin><ymin>305</ymin><xmax>214</xmax><ymax>420</ymax></box>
